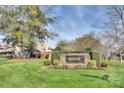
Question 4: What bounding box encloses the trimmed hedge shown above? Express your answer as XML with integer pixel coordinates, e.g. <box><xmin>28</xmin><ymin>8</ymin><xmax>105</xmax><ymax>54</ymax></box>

<box><xmin>51</xmin><ymin>51</ymin><xmax>100</xmax><ymax>67</ymax></box>
<box><xmin>85</xmin><ymin>48</ymin><xmax>100</xmax><ymax>66</ymax></box>
<box><xmin>51</xmin><ymin>51</ymin><xmax>62</xmax><ymax>61</ymax></box>
<box><xmin>43</xmin><ymin>61</ymin><xmax>51</xmax><ymax>66</ymax></box>
<box><xmin>87</xmin><ymin>60</ymin><xmax>97</xmax><ymax>68</ymax></box>
<box><xmin>51</xmin><ymin>51</ymin><xmax>86</xmax><ymax>61</ymax></box>
<box><xmin>92</xmin><ymin>52</ymin><xmax>100</xmax><ymax>67</ymax></box>
<box><xmin>53</xmin><ymin>60</ymin><xmax>61</xmax><ymax>66</ymax></box>
<box><xmin>100</xmin><ymin>62</ymin><xmax>108</xmax><ymax>67</ymax></box>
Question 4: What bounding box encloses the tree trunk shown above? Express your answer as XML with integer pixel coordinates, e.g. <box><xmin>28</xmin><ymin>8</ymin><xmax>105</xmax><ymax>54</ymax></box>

<box><xmin>110</xmin><ymin>57</ymin><xmax>112</xmax><ymax>62</ymax></box>
<box><xmin>28</xmin><ymin>34</ymin><xmax>33</xmax><ymax>59</ymax></box>
<box><xmin>105</xmin><ymin>54</ymin><xmax>108</xmax><ymax>62</ymax></box>
<box><xmin>120</xmin><ymin>55</ymin><xmax>123</xmax><ymax>63</ymax></box>
<box><xmin>119</xmin><ymin>52</ymin><xmax>123</xmax><ymax>63</ymax></box>
<box><xmin>28</xmin><ymin>44</ymin><xmax>32</xmax><ymax>58</ymax></box>
<box><xmin>110</xmin><ymin>52</ymin><xmax>113</xmax><ymax>62</ymax></box>
<box><xmin>20</xmin><ymin>36</ymin><xmax>23</xmax><ymax>58</ymax></box>
<box><xmin>120</xmin><ymin>53</ymin><xmax>124</xmax><ymax>63</ymax></box>
<box><xmin>110</xmin><ymin>54</ymin><xmax>113</xmax><ymax>62</ymax></box>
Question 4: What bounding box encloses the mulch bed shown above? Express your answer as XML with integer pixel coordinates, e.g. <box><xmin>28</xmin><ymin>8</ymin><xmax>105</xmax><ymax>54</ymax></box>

<box><xmin>8</xmin><ymin>58</ymin><xmax>49</xmax><ymax>62</ymax></box>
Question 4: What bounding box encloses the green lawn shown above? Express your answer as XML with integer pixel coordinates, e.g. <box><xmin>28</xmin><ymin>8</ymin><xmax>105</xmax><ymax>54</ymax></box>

<box><xmin>0</xmin><ymin>58</ymin><xmax>124</xmax><ymax>88</ymax></box>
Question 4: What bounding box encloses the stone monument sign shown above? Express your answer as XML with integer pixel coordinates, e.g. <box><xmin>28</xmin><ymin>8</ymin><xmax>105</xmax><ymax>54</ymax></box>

<box><xmin>60</xmin><ymin>53</ymin><xmax>90</xmax><ymax>65</ymax></box>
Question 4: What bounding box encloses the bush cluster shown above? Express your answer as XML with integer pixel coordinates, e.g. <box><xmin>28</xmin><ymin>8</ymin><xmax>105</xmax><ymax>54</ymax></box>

<box><xmin>43</xmin><ymin>60</ymin><xmax>61</xmax><ymax>66</ymax></box>
<box><xmin>45</xmin><ymin>54</ymin><xmax>49</xmax><ymax>59</ymax></box>
<box><xmin>43</xmin><ymin>61</ymin><xmax>51</xmax><ymax>66</ymax></box>
<box><xmin>87</xmin><ymin>60</ymin><xmax>97</xmax><ymax>68</ymax></box>
<box><xmin>91</xmin><ymin>52</ymin><xmax>100</xmax><ymax>67</ymax></box>
<box><xmin>84</xmin><ymin>48</ymin><xmax>100</xmax><ymax>67</ymax></box>
<box><xmin>51</xmin><ymin>51</ymin><xmax>62</xmax><ymax>61</ymax></box>
<box><xmin>100</xmin><ymin>62</ymin><xmax>108</xmax><ymax>67</ymax></box>
<box><xmin>53</xmin><ymin>60</ymin><xmax>61</xmax><ymax>66</ymax></box>
<box><xmin>51</xmin><ymin>51</ymin><xmax>86</xmax><ymax>62</ymax></box>
<box><xmin>57</xmin><ymin>64</ymin><xmax>85</xmax><ymax>69</ymax></box>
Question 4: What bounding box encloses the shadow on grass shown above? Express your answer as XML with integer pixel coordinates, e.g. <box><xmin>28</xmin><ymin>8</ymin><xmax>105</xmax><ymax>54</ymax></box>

<box><xmin>80</xmin><ymin>74</ymin><xmax>103</xmax><ymax>80</ymax></box>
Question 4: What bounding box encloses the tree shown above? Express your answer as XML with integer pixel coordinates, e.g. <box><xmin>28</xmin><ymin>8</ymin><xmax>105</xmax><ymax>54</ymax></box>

<box><xmin>101</xmin><ymin>31</ymin><xmax>117</xmax><ymax>62</ymax></box>
<box><xmin>102</xmin><ymin>6</ymin><xmax>124</xmax><ymax>62</ymax></box>
<box><xmin>72</xmin><ymin>32</ymin><xmax>102</xmax><ymax>52</ymax></box>
<box><xmin>0</xmin><ymin>5</ymin><xmax>57</xmax><ymax>58</ymax></box>
<box><xmin>54</xmin><ymin>40</ymin><xmax>71</xmax><ymax>51</ymax></box>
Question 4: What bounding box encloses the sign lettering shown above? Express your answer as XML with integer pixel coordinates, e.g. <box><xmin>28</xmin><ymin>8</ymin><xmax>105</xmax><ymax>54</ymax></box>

<box><xmin>66</xmin><ymin>55</ymin><xmax>84</xmax><ymax>63</ymax></box>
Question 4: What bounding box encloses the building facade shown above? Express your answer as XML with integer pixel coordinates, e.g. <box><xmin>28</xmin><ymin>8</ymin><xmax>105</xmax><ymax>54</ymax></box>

<box><xmin>0</xmin><ymin>42</ymin><xmax>52</xmax><ymax>58</ymax></box>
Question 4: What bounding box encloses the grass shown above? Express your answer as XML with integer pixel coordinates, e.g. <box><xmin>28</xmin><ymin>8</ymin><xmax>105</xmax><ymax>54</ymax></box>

<box><xmin>0</xmin><ymin>58</ymin><xmax>124</xmax><ymax>88</ymax></box>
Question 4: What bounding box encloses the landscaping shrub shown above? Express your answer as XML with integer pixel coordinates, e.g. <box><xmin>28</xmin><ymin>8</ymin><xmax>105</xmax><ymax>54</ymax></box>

<box><xmin>53</xmin><ymin>60</ymin><xmax>61</xmax><ymax>66</ymax></box>
<box><xmin>37</xmin><ymin>54</ymin><xmax>41</xmax><ymax>58</ymax></box>
<box><xmin>92</xmin><ymin>52</ymin><xmax>100</xmax><ymax>67</ymax></box>
<box><xmin>57</xmin><ymin>64</ymin><xmax>85</xmax><ymax>69</ymax></box>
<box><xmin>85</xmin><ymin>48</ymin><xmax>92</xmax><ymax>59</ymax></box>
<box><xmin>43</xmin><ymin>61</ymin><xmax>51</xmax><ymax>66</ymax></box>
<box><xmin>51</xmin><ymin>51</ymin><xmax>86</xmax><ymax>62</ymax></box>
<box><xmin>45</xmin><ymin>54</ymin><xmax>49</xmax><ymax>59</ymax></box>
<box><xmin>51</xmin><ymin>51</ymin><xmax>62</xmax><ymax>62</ymax></box>
<box><xmin>74</xmin><ymin>64</ymin><xmax>85</xmax><ymax>69</ymax></box>
<box><xmin>100</xmin><ymin>62</ymin><xmax>108</xmax><ymax>67</ymax></box>
<box><xmin>58</xmin><ymin>64</ymin><xmax>69</xmax><ymax>69</ymax></box>
<box><xmin>84</xmin><ymin>48</ymin><xmax>100</xmax><ymax>67</ymax></box>
<box><xmin>102</xmin><ymin>74</ymin><xmax>109</xmax><ymax>81</ymax></box>
<box><xmin>87</xmin><ymin>60</ymin><xmax>97</xmax><ymax>68</ymax></box>
<box><xmin>67</xmin><ymin>51</ymin><xmax>85</xmax><ymax>53</ymax></box>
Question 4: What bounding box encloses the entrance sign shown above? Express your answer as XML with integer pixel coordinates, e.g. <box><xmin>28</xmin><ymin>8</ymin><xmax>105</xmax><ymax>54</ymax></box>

<box><xmin>60</xmin><ymin>53</ymin><xmax>90</xmax><ymax>64</ymax></box>
<box><xmin>66</xmin><ymin>55</ymin><xmax>84</xmax><ymax>63</ymax></box>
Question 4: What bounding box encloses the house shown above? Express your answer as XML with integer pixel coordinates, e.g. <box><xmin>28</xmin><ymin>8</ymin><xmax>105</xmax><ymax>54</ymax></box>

<box><xmin>0</xmin><ymin>41</ymin><xmax>52</xmax><ymax>58</ymax></box>
<box><xmin>0</xmin><ymin>44</ymin><xmax>15</xmax><ymax>56</ymax></box>
<box><xmin>36</xmin><ymin>42</ymin><xmax>51</xmax><ymax>52</ymax></box>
